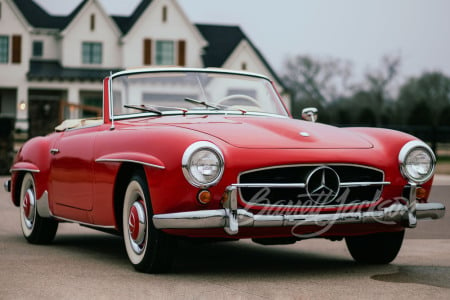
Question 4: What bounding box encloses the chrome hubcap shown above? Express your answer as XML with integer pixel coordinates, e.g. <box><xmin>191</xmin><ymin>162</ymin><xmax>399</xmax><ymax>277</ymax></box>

<box><xmin>128</xmin><ymin>200</ymin><xmax>146</xmax><ymax>254</ymax></box>
<box><xmin>23</xmin><ymin>189</ymin><xmax>36</xmax><ymax>229</ymax></box>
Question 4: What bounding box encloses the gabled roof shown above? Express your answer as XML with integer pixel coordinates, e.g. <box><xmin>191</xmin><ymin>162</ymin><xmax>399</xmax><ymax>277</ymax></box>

<box><xmin>12</xmin><ymin>0</ymin><xmax>88</xmax><ymax>30</ymax></box>
<box><xmin>14</xmin><ymin>0</ymin><xmax>283</xmax><ymax>87</ymax></box>
<box><xmin>112</xmin><ymin>0</ymin><xmax>153</xmax><ymax>34</ymax></box>
<box><xmin>196</xmin><ymin>24</ymin><xmax>284</xmax><ymax>88</ymax></box>
<box><xmin>195</xmin><ymin>24</ymin><xmax>244</xmax><ymax>68</ymax></box>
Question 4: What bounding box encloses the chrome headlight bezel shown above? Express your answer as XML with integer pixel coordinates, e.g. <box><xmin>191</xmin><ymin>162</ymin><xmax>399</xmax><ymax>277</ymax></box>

<box><xmin>399</xmin><ymin>140</ymin><xmax>436</xmax><ymax>184</ymax></box>
<box><xmin>182</xmin><ymin>141</ymin><xmax>225</xmax><ymax>188</ymax></box>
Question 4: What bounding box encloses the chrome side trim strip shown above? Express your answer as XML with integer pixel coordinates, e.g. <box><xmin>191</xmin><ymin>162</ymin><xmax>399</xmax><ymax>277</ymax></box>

<box><xmin>51</xmin><ymin>214</ymin><xmax>116</xmax><ymax>230</ymax></box>
<box><xmin>10</xmin><ymin>168</ymin><xmax>40</xmax><ymax>173</ymax></box>
<box><xmin>95</xmin><ymin>158</ymin><xmax>165</xmax><ymax>169</ymax></box>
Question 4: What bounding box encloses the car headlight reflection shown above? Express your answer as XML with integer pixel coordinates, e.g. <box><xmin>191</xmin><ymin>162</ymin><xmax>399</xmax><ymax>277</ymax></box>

<box><xmin>399</xmin><ymin>141</ymin><xmax>436</xmax><ymax>184</ymax></box>
<box><xmin>182</xmin><ymin>141</ymin><xmax>224</xmax><ymax>187</ymax></box>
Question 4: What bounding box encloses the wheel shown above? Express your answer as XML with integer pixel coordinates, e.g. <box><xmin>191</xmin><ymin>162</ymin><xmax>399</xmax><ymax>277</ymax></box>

<box><xmin>19</xmin><ymin>173</ymin><xmax>58</xmax><ymax>244</ymax></box>
<box><xmin>122</xmin><ymin>173</ymin><xmax>173</xmax><ymax>273</ymax></box>
<box><xmin>345</xmin><ymin>230</ymin><xmax>405</xmax><ymax>264</ymax></box>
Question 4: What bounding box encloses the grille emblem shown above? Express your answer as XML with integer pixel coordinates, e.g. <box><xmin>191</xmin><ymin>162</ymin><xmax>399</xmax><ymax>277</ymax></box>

<box><xmin>306</xmin><ymin>166</ymin><xmax>340</xmax><ymax>205</ymax></box>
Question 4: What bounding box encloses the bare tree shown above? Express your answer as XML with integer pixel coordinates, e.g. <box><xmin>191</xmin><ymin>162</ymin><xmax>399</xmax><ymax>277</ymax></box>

<box><xmin>282</xmin><ymin>55</ymin><xmax>353</xmax><ymax>105</ymax></box>
<box><xmin>364</xmin><ymin>54</ymin><xmax>401</xmax><ymax>125</ymax></box>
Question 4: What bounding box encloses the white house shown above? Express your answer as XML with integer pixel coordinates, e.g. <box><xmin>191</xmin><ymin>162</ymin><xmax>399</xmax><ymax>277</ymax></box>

<box><xmin>0</xmin><ymin>0</ymin><xmax>288</xmax><ymax>138</ymax></box>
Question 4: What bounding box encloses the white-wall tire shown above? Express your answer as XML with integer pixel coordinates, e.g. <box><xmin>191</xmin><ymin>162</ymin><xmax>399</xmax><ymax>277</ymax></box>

<box><xmin>19</xmin><ymin>173</ymin><xmax>58</xmax><ymax>244</ymax></box>
<box><xmin>122</xmin><ymin>173</ymin><xmax>174</xmax><ymax>273</ymax></box>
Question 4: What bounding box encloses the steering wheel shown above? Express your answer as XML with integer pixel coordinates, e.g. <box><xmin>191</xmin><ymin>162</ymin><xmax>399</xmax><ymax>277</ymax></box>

<box><xmin>215</xmin><ymin>94</ymin><xmax>260</xmax><ymax>108</ymax></box>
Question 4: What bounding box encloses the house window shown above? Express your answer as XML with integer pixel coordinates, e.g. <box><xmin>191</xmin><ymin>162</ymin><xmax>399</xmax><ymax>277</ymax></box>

<box><xmin>155</xmin><ymin>41</ymin><xmax>174</xmax><ymax>65</ymax></box>
<box><xmin>32</xmin><ymin>41</ymin><xmax>43</xmax><ymax>57</ymax></box>
<box><xmin>82</xmin><ymin>42</ymin><xmax>102</xmax><ymax>64</ymax></box>
<box><xmin>0</xmin><ymin>36</ymin><xmax>8</xmax><ymax>63</ymax></box>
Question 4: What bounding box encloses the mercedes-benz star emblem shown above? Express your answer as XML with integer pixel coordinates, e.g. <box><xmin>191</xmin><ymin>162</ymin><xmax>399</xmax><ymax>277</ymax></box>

<box><xmin>306</xmin><ymin>166</ymin><xmax>341</xmax><ymax>205</ymax></box>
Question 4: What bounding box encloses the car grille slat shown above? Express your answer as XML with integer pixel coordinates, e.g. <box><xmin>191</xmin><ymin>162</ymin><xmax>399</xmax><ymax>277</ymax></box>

<box><xmin>238</xmin><ymin>165</ymin><xmax>386</xmax><ymax>207</ymax></box>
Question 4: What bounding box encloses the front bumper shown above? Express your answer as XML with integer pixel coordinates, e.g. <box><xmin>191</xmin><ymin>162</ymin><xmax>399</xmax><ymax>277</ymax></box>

<box><xmin>153</xmin><ymin>183</ymin><xmax>445</xmax><ymax>235</ymax></box>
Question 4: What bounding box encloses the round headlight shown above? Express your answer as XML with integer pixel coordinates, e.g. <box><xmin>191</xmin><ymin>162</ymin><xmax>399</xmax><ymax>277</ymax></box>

<box><xmin>182</xmin><ymin>141</ymin><xmax>224</xmax><ymax>187</ymax></box>
<box><xmin>399</xmin><ymin>140</ymin><xmax>436</xmax><ymax>184</ymax></box>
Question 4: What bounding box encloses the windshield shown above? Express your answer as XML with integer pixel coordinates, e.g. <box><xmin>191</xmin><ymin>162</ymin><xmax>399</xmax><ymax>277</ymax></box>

<box><xmin>110</xmin><ymin>70</ymin><xmax>288</xmax><ymax>118</ymax></box>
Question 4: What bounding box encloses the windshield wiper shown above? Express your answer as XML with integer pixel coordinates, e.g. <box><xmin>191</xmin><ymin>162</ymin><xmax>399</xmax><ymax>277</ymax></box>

<box><xmin>184</xmin><ymin>97</ymin><xmax>220</xmax><ymax>110</ymax></box>
<box><xmin>124</xmin><ymin>104</ymin><xmax>162</xmax><ymax>115</ymax></box>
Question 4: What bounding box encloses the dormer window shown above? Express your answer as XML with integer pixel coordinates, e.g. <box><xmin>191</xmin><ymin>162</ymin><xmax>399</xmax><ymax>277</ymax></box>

<box><xmin>143</xmin><ymin>39</ymin><xmax>186</xmax><ymax>66</ymax></box>
<box><xmin>156</xmin><ymin>40</ymin><xmax>174</xmax><ymax>65</ymax></box>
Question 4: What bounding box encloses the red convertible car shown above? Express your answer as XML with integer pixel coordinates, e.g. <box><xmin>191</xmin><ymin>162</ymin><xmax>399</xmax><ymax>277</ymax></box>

<box><xmin>4</xmin><ymin>68</ymin><xmax>445</xmax><ymax>273</ymax></box>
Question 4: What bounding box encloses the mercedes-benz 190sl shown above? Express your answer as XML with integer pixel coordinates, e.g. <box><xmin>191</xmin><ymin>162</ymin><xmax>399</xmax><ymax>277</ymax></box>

<box><xmin>4</xmin><ymin>68</ymin><xmax>445</xmax><ymax>273</ymax></box>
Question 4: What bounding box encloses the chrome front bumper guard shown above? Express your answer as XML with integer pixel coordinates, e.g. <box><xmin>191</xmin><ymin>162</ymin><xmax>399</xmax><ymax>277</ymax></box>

<box><xmin>4</xmin><ymin>179</ymin><xmax>11</xmax><ymax>193</ymax></box>
<box><xmin>153</xmin><ymin>184</ymin><xmax>445</xmax><ymax>235</ymax></box>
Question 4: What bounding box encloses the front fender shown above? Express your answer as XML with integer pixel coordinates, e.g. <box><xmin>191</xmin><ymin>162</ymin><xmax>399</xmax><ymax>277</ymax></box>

<box><xmin>95</xmin><ymin>152</ymin><xmax>165</xmax><ymax>170</ymax></box>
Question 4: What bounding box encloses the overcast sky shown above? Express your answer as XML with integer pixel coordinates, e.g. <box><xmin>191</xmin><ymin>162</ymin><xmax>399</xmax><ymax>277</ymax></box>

<box><xmin>34</xmin><ymin>0</ymin><xmax>450</xmax><ymax>82</ymax></box>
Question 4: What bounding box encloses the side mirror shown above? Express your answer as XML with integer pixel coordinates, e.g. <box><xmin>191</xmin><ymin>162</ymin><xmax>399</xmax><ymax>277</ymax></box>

<box><xmin>301</xmin><ymin>107</ymin><xmax>318</xmax><ymax>122</ymax></box>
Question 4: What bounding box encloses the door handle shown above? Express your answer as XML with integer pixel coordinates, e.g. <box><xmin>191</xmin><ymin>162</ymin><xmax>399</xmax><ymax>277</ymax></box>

<box><xmin>50</xmin><ymin>148</ymin><xmax>60</xmax><ymax>155</ymax></box>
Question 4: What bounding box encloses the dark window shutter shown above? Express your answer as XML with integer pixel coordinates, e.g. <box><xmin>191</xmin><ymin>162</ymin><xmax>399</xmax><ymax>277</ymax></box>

<box><xmin>143</xmin><ymin>39</ymin><xmax>152</xmax><ymax>65</ymax></box>
<box><xmin>12</xmin><ymin>35</ymin><xmax>21</xmax><ymax>63</ymax></box>
<box><xmin>178</xmin><ymin>40</ymin><xmax>186</xmax><ymax>66</ymax></box>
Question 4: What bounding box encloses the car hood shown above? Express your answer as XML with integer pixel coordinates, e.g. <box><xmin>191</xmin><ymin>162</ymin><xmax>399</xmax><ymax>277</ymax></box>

<box><xmin>168</xmin><ymin>115</ymin><xmax>373</xmax><ymax>149</ymax></box>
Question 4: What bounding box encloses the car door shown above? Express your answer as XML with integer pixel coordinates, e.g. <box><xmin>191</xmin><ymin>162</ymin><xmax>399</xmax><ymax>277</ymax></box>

<box><xmin>49</xmin><ymin>126</ymin><xmax>98</xmax><ymax>214</ymax></box>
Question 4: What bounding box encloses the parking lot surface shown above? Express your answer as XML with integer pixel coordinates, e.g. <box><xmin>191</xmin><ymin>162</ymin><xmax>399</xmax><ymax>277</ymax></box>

<box><xmin>1</xmin><ymin>176</ymin><xmax>449</xmax><ymax>299</ymax></box>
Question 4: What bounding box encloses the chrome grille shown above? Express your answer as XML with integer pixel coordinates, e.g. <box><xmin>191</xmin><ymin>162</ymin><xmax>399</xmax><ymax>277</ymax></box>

<box><xmin>238</xmin><ymin>165</ymin><xmax>387</xmax><ymax>207</ymax></box>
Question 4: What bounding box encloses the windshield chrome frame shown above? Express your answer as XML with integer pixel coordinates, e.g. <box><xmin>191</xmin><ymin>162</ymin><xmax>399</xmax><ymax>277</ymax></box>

<box><xmin>108</xmin><ymin>68</ymin><xmax>289</xmax><ymax>121</ymax></box>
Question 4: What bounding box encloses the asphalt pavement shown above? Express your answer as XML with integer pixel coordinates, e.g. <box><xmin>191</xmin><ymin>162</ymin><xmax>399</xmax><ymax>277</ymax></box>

<box><xmin>1</xmin><ymin>175</ymin><xmax>449</xmax><ymax>299</ymax></box>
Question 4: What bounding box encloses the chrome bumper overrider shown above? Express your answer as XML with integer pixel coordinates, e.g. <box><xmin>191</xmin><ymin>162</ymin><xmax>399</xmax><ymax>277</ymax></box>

<box><xmin>153</xmin><ymin>183</ymin><xmax>443</xmax><ymax>236</ymax></box>
<box><xmin>3</xmin><ymin>179</ymin><xmax>11</xmax><ymax>193</ymax></box>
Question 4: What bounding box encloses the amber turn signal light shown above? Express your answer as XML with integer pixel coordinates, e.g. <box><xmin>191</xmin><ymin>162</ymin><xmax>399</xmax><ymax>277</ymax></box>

<box><xmin>416</xmin><ymin>187</ymin><xmax>428</xmax><ymax>201</ymax></box>
<box><xmin>197</xmin><ymin>190</ymin><xmax>212</xmax><ymax>205</ymax></box>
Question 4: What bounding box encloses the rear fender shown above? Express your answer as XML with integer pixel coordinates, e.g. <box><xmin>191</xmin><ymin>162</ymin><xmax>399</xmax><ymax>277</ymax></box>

<box><xmin>10</xmin><ymin>136</ymin><xmax>54</xmax><ymax>206</ymax></box>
